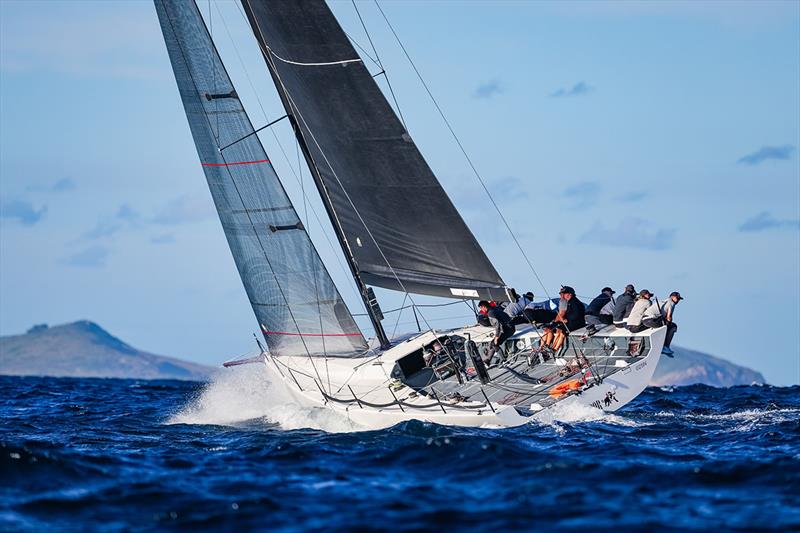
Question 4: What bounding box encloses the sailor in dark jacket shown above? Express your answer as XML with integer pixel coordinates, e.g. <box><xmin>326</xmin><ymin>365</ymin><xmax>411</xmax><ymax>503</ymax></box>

<box><xmin>613</xmin><ymin>284</ymin><xmax>637</xmax><ymax>326</ymax></box>
<box><xmin>478</xmin><ymin>300</ymin><xmax>515</xmax><ymax>365</ymax></box>
<box><xmin>586</xmin><ymin>287</ymin><xmax>616</xmax><ymax>326</ymax></box>
<box><xmin>547</xmin><ymin>286</ymin><xmax>585</xmax><ymax>353</ymax></box>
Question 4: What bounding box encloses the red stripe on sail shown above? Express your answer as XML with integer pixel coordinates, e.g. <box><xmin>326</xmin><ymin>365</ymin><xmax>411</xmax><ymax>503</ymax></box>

<box><xmin>202</xmin><ymin>159</ymin><xmax>269</xmax><ymax>167</ymax></box>
<box><xmin>261</xmin><ymin>325</ymin><xmax>361</xmax><ymax>337</ymax></box>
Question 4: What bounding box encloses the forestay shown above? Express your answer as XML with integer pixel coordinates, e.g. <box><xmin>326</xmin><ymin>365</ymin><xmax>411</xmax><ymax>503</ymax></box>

<box><xmin>154</xmin><ymin>0</ymin><xmax>367</xmax><ymax>357</ymax></box>
<box><xmin>241</xmin><ymin>0</ymin><xmax>507</xmax><ymax>301</ymax></box>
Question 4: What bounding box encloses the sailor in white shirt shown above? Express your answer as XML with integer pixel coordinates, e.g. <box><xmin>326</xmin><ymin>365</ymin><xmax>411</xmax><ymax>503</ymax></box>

<box><xmin>626</xmin><ymin>290</ymin><xmax>662</xmax><ymax>333</ymax></box>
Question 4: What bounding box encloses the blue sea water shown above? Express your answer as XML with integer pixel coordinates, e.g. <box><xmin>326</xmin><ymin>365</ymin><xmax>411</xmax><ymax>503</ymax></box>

<box><xmin>1</xmin><ymin>370</ymin><xmax>798</xmax><ymax>531</ymax></box>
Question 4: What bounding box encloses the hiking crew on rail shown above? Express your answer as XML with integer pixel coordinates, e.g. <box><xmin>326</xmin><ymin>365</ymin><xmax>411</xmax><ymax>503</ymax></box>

<box><xmin>480</xmin><ymin>284</ymin><xmax>683</xmax><ymax>358</ymax></box>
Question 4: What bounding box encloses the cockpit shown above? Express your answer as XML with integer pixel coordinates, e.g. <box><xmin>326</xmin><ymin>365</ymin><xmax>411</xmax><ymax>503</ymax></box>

<box><xmin>390</xmin><ymin>335</ymin><xmax>469</xmax><ymax>390</ymax></box>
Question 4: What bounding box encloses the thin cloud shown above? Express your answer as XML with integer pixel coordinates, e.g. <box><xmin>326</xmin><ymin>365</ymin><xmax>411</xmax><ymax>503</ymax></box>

<box><xmin>116</xmin><ymin>204</ymin><xmax>139</xmax><ymax>222</ymax></box>
<box><xmin>0</xmin><ymin>198</ymin><xmax>47</xmax><ymax>225</ymax></box>
<box><xmin>26</xmin><ymin>178</ymin><xmax>76</xmax><ymax>193</ymax></box>
<box><xmin>738</xmin><ymin>212</ymin><xmax>800</xmax><ymax>232</ymax></box>
<box><xmin>474</xmin><ymin>80</ymin><xmax>504</xmax><ymax>99</ymax></box>
<box><xmin>562</xmin><ymin>181</ymin><xmax>602</xmax><ymax>209</ymax></box>
<box><xmin>151</xmin><ymin>195</ymin><xmax>215</xmax><ymax>226</ymax></box>
<box><xmin>1</xmin><ymin>5</ymin><xmax>164</xmax><ymax>80</ymax></box>
<box><xmin>737</xmin><ymin>145</ymin><xmax>794</xmax><ymax>165</ymax></box>
<box><xmin>51</xmin><ymin>178</ymin><xmax>76</xmax><ymax>192</ymax></box>
<box><xmin>64</xmin><ymin>245</ymin><xmax>109</xmax><ymax>268</ymax></box>
<box><xmin>83</xmin><ymin>204</ymin><xmax>141</xmax><ymax>240</ymax></box>
<box><xmin>617</xmin><ymin>191</ymin><xmax>647</xmax><ymax>203</ymax></box>
<box><xmin>150</xmin><ymin>233</ymin><xmax>176</xmax><ymax>245</ymax></box>
<box><xmin>550</xmin><ymin>81</ymin><xmax>594</xmax><ymax>98</ymax></box>
<box><xmin>579</xmin><ymin>218</ymin><xmax>676</xmax><ymax>250</ymax></box>
<box><xmin>489</xmin><ymin>176</ymin><xmax>530</xmax><ymax>202</ymax></box>
<box><xmin>83</xmin><ymin>220</ymin><xmax>123</xmax><ymax>240</ymax></box>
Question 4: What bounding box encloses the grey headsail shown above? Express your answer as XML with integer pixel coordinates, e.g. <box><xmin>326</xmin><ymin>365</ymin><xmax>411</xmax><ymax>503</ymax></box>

<box><xmin>241</xmin><ymin>0</ymin><xmax>507</xmax><ymax>301</ymax></box>
<box><xmin>154</xmin><ymin>0</ymin><xmax>367</xmax><ymax>356</ymax></box>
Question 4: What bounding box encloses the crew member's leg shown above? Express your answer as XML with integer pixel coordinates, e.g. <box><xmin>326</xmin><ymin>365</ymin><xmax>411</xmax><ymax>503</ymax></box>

<box><xmin>585</xmin><ymin>314</ymin><xmax>599</xmax><ymax>327</ymax></box>
<box><xmin>552</xmin><ymin>327</ymin><xmax>566</xmax><ymax>352</ymax></box>
<box><xmin>664</xmin><ymin>321</ymin><xmax>677</xmax><ymax>348</ymax></box>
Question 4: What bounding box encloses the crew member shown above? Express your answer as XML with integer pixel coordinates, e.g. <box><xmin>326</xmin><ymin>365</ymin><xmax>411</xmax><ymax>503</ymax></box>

<box><xmin>586</xmin><ymin>286</ymin><xmax>616</xmax><ymax>326</ymax></box>
<box><xmin>550</xmin><ymin>286</ymin><xmax>585</xmax><ymax>352</ymax></box>
<box><xmin>503</xmin><ymin>288</ymin><xmax>531</xmax><ymax>325</ymax></box>
<box><xmin>659</xmin><ymin>291</ymin><xmax>683</xmax><ymax>355</ymax></box>
<box><xmin>627</xmin><ymin>290</ymin><xmax>662</xmax><ymax>333</ymax></box>
<box><xmin>613</xmin><ymin>284</ymin><xmax>637</xmax><ymax>326</ymax></box>
<box><xmin>478</xmin><ymin>300</ymin><xmax>515</xmax><ymax>365</ymax></box>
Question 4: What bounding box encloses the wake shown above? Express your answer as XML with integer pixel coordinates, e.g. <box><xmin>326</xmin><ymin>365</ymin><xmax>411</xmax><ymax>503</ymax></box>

<box><xmin>166</xmin><ymin>364</ymin><xmax>364</xmax><ymax>433</ymax></box>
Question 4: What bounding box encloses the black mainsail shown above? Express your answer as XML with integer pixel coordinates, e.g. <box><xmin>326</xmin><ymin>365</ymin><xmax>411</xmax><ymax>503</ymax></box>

<box><xmin>155</xmin><ymin>0</ymin><xmax>368</xmax><ymax>357</ymax></box>
<box><xmin>241</xmin><ymin>0</ymin><xmax>507</xmax><ymax>302</ymax></box>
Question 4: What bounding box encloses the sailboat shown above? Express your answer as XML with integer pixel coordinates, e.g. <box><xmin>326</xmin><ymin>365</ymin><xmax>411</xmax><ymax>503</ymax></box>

<box><xmin>153</xmin><ymin>0</ymin><xmax>665</xmax><ymax>428</ymax></box>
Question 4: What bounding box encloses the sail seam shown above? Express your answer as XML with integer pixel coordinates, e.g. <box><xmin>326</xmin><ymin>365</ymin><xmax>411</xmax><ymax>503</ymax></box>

<box><xmin>261</xmin><ymin>329</ymin><xmax>363</xmax><ymax>338</ymax></box>
<box><xmin>201</xmin><ymin>159</ymin><xmax>269</xmax><ymax>167</ymax></box>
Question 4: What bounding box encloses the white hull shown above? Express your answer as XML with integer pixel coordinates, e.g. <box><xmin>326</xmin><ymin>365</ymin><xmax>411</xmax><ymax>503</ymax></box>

<box><xmin>261</xmin><ymin>324</ymin><xmax>665</xmax><ymax>430</ymax></box>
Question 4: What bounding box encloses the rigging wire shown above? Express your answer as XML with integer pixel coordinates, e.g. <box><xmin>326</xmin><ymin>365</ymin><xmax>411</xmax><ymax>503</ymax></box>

<box><xmin>244</xmin><ymin>2</ymin><xmax>447</xmax><ymax>347</ymax></box>
<box><xmin>218</xmin><ymin>0</ymin><xmax>364</xmax><ymax>309</ymax></box>
<box><xmin>350</xmin><ymin>0</ymin><xmax>407</xmax><ymax>130</ymax></box>
<box><xmin>343</xmin><ymin>30</ymin><xmax>381</xmax><ymax>68</ymax></box>
<box><xmin>180</xmin><ymin>2</ymin><xmax>326</xmax><ymax>385</ymax></box>
<box><xmin>389</xmin><ymin>292</ymin><xmax>408</xmax><ymax>340</ymax></box>
<box><xmin>373</xmin><ymin>0</ymin><xmax>551</xmax><ymax>301</ymax></box>
<box><xmin>365</xmin><ymin>0</ymin><xmax>580</xmax><ymax>378</ymax></box>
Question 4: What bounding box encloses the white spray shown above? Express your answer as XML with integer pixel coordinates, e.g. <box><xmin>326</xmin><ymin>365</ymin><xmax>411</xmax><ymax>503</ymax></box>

<box><xmin>166</xmin><ymin>363</ymin><xmax>365</xmax><ymax>433</ymax></box>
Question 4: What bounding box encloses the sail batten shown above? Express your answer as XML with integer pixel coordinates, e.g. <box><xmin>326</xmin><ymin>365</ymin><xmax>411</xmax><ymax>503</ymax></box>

<box><xmin>154</xmin><ymin>0</ymin><xmax>367</xmax><ymax>357</ymax></box>
<box><xmin>241</xmin><ymin>0</ymin><xmax>507</xmax><ymax>301</ymax></box>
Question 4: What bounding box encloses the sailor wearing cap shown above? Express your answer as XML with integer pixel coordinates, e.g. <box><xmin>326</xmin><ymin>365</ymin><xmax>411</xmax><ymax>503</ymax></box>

<box><xmin>659</xmin><ymin>292</ymin><xmax>683</xmax><ymax>356</ymax></box>
<box><xmin>613</xmin><ymin>284</ymin><xmax>637</xmax><ymax>326</ymax></box>
<box><xmin>547</xmin><ymin>286</ymin><xmax>586</xmax><ymax>352</ymax></box>
<box><xmin>626</xmin><ymin>290</ymin><xmax>658</xmax><ymax>333</ymax></box>
<box><xmin>586</xmin><ymin>286</ymin><xmax>616</xmax><ymax>327</ymax></box>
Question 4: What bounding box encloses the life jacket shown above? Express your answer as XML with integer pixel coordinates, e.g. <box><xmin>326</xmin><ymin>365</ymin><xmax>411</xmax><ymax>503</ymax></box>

<box><xmin>548</xmin><ymin>379</ymin><xmax>582</xmax><ymax>398</ymax></box>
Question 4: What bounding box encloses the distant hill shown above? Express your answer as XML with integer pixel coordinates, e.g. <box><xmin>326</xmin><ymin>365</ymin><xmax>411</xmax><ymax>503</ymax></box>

<box><xmin>650</xmin><ymin>346</ymin><xmax>765</xmax><ymax>387</ymax></box>
<box><xmin>0</xmin><ymin>321</ymin><xmax>212</xmax><ymax>381</ymax></box>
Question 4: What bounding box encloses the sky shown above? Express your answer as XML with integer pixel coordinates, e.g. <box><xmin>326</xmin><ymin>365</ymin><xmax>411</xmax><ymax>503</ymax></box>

<box><xmin>1</xmin><ymin>0</ymin><xmax>798</xmax><ymax>385</ymax></box>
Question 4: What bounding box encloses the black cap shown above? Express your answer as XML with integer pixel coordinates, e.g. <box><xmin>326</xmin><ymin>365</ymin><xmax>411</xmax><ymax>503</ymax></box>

<box><xmin>602</xmin><ymin>287</ymin><xmax>615</xmax><ymax>294</ymax></box>
<box><xmin>625</xmin><ymin>284</ymin><xmax>635</xmax><ymax>293</ymax></box>
<box><xmin>639</xmin><ymin>289</ymin><xmax>652</xmax><ymax>298</ymax></box>
<box><xmin>524</xmin><ymin>291</ymin><xmax>534</xmax><ymax>299</ymax></box>
<box><xmin>670</xmin><ymin>291</ymin><xmax>684</xmax><ymax>300</ymax></box>
<box><xmin>478</xmin><ymin>300</ymin><xmax>490</xmax><ymax>308</ymax></box>
<box><xmin>559</xmin><ymin>286</ymin><xmax>575</xmax><ymax>295</ymax></box>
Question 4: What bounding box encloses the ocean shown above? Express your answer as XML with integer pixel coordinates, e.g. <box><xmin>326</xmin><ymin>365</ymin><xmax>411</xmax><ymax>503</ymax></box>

<box><xmin>1</xmin><ymin>369</ymin><xmax>798</xmax><ymax>531</ymax></box>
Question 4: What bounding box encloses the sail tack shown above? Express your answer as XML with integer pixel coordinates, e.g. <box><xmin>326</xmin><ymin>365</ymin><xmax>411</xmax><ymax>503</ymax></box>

<box><xmin>155</xmin><ymin>0</ymin><xmax>367</xmax><ymax>357</ymax></box>
<box><xmin>241</xmin><ymin>0</ymin><xmax>507</xmax><ymax>300</ymax></box>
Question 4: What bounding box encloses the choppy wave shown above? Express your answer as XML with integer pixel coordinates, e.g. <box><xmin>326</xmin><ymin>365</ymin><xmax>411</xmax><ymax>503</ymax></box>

<box><xmin>1</xmin><ymin>375</ymin><xmax>798</xmax><ymax>530</ymax></box>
